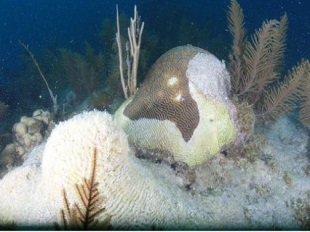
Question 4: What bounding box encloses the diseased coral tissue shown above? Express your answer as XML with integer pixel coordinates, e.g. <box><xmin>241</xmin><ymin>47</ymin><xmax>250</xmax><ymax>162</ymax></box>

<box><xmin>0</xmin><ymin>0</ymin><xmax>309</xmax><ymax>230</ymax></box>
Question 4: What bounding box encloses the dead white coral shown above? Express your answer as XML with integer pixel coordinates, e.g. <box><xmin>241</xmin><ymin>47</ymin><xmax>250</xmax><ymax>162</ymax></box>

<box><xmin>0</xmin><ymin>110</ymin><xmax>207</xmax><ymax>229</ymax></box>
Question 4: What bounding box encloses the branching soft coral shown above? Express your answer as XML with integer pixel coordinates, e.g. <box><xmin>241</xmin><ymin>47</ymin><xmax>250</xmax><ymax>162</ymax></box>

<box><xmin>60</xmin><ymin>43</ymin><xmax>105</xmax><ymax>101</ymax></box>
<box><xmin>258</xmin><ymin>60</ymin><xmax>310</xmax><ymax>119</ymax></box>
<box><xmin>298</xmin><ymin>61</ymin><xmax>310</xmax><ymax>128</ymax></box>
<box><xmin>55</xmin><ymin>148</ymin><xmax>111</xmax><ymax>230</ymax></box>
<box><xmin>228</xmin><ymin>0</ymin><xmax>288</xmax><ymax>104</ymax></box>
<box><xmin>0</xmin><ymin>102</ymin><xmax>8</xmax><ymax>121</ymax></box>
<box><xmin>228</xmin><ymin>0</ymin><xmax>310</xmax><ymax>122</ymax></box>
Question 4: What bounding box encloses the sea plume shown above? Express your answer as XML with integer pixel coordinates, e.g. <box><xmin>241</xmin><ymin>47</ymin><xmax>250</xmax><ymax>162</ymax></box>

<box><xmin>298</xmin><ymin>61</ymin><xmax>310</xmax><ymax>128</ymax></box>
<box><xmin>257</xmin><ymin>60</ymin><xmax>310</xmax><ymax>119</ymax></box>
<box><xmin>227</xmin><ymin>0</ymin><xmax>246</xmax><ymax>95</ymax></box>
<box><xmin>55</xmin><ymin>148</ymin><xmax>111</xmax><ymax>230</ymax></box>
<box><xmin>0</xmin><ymin>102</ymin><xmax>8</xmax><ymax>121</ymax></box>
<box><xmin>228</xmin><ymin>0</ymin><xmax>288</xmax><ymax>104</ymax></box>
<box><xmin>228</xmin><ymin>0</ymin><xmax>310</xmax><ymax>121</ymax></box>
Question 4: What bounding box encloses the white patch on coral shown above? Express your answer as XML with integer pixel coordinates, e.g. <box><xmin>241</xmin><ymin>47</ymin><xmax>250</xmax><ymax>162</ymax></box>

<box><xmin>186</xmin><ymin>52</ymin><xmax>231</xmax><ymax>104</ymax></box>
<box><xmin>0</xmin><ymin>110</ymin><xmax>209</xmax><ymax>229</ymax></box>
<box><xmin>1</xmin><ymin>112</ymin><xmax>309</xmax><ymax>229</ymax></box>
<box><xmin>167</xmin><ymin>76</ymin><xmax>178</xmax><ymax>86</ymax></box>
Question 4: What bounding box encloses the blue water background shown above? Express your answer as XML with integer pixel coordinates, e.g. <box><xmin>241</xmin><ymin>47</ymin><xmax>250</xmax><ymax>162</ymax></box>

<box><xmin>0</xmin><ymin>0</ymin><xmax>309</xmax><ymax>125</ymax></box>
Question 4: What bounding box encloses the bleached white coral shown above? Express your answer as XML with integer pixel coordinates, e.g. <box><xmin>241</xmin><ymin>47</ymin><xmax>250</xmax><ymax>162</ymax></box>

<box><xmin>0</xmin><ymin>111</ymin><xmax>309</xmax><ymax>230</ymax></box>
<box><xmin>187</xmin><ymin>52</ymin><xmax>231</xmax><ymax>103</ymax></box>
<box><xmin>0</xmin><ymin>110</ymin><xmax>207</xmax><ymax>229</ymax></box>
<box><xmin>115</xmin><ymin>46</ymin><xmax>239</xmax><ymax>167</ymax></box>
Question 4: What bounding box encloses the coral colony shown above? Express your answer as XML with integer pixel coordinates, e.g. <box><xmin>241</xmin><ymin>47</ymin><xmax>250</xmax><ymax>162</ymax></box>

<box><xmin>0</xmin><ymin>0</ymin><xmax>309</xmax><ymax>230</ymax></box>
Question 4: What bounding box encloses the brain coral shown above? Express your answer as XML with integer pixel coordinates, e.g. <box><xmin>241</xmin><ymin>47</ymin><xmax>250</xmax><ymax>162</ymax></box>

<box><xmin>0</xmin><ymin>110</ymin><xmax>308</xmax><ymax>230</ymax></box>
<box><xmin>0</xmin><ymin>110</ymin><xmax>209</xmax><ymax>229</ymax></box>
<box><xmin>115</xmin><ymin>45</ymin><xmax>243</xmax><ymax>167</ymax></box>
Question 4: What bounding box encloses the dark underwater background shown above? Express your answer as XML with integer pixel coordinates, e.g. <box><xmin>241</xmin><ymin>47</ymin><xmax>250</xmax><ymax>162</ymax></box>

<box><xmin>0</xmin><ymin>0</ymin><xmax>309</xmax><ymax>132</ymax></box>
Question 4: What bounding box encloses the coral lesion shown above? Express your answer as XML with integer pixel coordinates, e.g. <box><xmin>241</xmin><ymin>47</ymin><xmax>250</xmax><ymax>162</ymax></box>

<box><xmin>55</xmin><ymin>148</ymin><xmax>111</xmax><ymax>230</ymax></box>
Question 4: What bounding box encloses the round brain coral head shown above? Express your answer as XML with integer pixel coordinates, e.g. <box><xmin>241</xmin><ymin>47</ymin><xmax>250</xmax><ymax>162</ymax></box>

<box><xmin>115</xmin><ymin>45</ymin><xmax>241</xmax><ymax>167</ymax></box>
<box><xmin>124</xmin><ymin>47</ymin><xmax>204</xmax><ymax>142</ymax></box>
